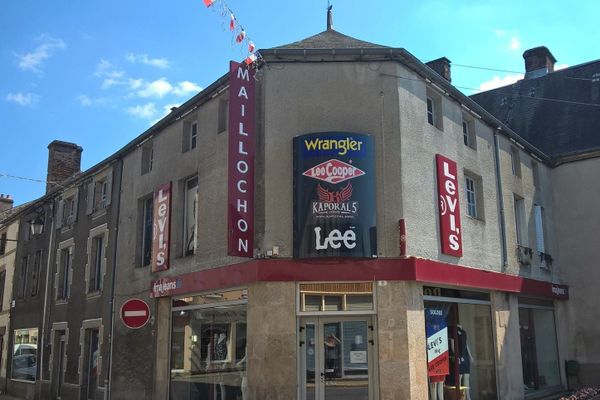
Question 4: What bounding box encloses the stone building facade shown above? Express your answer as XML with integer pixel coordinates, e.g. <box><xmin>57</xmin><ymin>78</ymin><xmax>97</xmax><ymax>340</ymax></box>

<box><xmin>4</xmin><ymin>25</ymin><xmax>596</xmax><ymax>400</ymax></box>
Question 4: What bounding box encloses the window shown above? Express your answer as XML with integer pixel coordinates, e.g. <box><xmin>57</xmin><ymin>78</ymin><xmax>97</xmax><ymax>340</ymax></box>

<box><xmin>218</xmin><ymin>98</ymin><xmax>228</xmax><ymax>133</ymax></box>
<box><xmin>426</xmin><ymin>89</ymin><xmax>443</xmax><ymax>130</ymax></box>
<box><xmin>12</xmin><ymin>328</ymin><xmax>38</xmax><ymax>382</ymax></box>
<box><xmin>30</xmin><ymin>250</ymin><xmax>42</xmax><ymax>297</ymax></box>
<box><xmin>57</xmin><ymin>247</ymin><xmax>71</xmax><ymax>300</ymax></box>
<box><xmin>510</xmin><ymin>147</ymin><xmax>522</xmax><ymax>177</ymax></box>
<box><xmin>183</xmin><ymin>176</ymin><xmax>198</xmax><ymax>256</ymax></box>
<box><xmin>462</xmin><ymin>116</ymin><xmax>476</xmax><ymax>149</ymax></box>
<box><xmin>141</xmin><ymin>141</ymin><xmax>154</xmax><ymax>175</ymax></box>
<box><xmin>18</xmin><ymin>256</ymin><xmax>28</xmax><ymax>299</ymax></box>
<box><xmin>86</xmin><ymin>172</ymin><xmax>112</xmax><ymax>215</ymax></box>
<box><xmin>89</xmin><ymin>236</ymin><xmax>104</xmax><ymax>292</ymax></box>
<box><xmin>0</xmin><ymin>270</ymin><xmax>5</xmax><ymax>310</ymax></box>
<box><xmin>182</xmin><ymin>121</ymin><xmax>198</xmax><ymax>152</ymax></box>
<box><xmin>95</xmin><ymin>178</ymin><xmax>108</xmax><ymax>210</ymax></box>
<box><xmin>141</xmin><ymin>197</ymin><xmax>153</xmax><ymax>267</ymax></box>
<box><xmin>0</xmin><ymin>233</ymin><xmax>6</xmax><ymax>255</ymax></box>
<box><xmin>534</xmin><ymin>205</ymin><xmax>547</xmax><ymax>256</ymax></box>
<box><xmin>519</xmin><ymin>301</ymin><xmax>561</xmax><ymax>393</ymax></box>
<box><xmin>531</xmin><ymin>162</ymin><xmax>540</xmax><ymax>187</ymax></box>
<box><xmin>465</xmin><ymin>177</ymin><xmax>477</xmax><ymax>218</ymax></box>
<box><xmin>63</xmin><ymin>196</ymin><xmax>76</xmax><ymax>225</ymax></box>
<box><xmin>514</xmin><ymin>195</ymin><xmax>527</xmax><ymax>246</ymax></box>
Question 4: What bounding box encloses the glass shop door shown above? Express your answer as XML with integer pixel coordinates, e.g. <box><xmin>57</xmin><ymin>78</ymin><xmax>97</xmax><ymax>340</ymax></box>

<box><xmin>300</xmin><ymin>316</ymin><xmax>374</xmax><ymax>400</ymax></box>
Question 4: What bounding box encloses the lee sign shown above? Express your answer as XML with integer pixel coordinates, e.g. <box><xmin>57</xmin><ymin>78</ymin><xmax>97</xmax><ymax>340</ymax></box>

<box><xmin>152</xmin><ymin>182</ymin><xmax>172</xmax><ymax>272</ymax></box>
<box><xmin>435</xmin><ymin>154</ymin><xmax>463</xmax><ymax>257</ymax></box>
<box><xmin>227</xmin><ymin>61</ymin><xmax>255</xmax><ymax>257</ymax></box>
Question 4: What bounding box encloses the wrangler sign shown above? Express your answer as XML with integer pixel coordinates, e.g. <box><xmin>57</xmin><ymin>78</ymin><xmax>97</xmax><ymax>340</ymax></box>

<box><xmin>293</xmin><ymin>132</ymin><xmax>377</xmax><ymax>259</ymax></box>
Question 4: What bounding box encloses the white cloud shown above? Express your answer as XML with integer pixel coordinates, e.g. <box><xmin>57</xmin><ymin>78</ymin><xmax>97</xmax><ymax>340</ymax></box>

<box><xmin>6</xmin><ymin>92</ymin><xmax>41</xmax><ymax>107</ymax></box>
<box><xmin>478</xmin><ymin>74</ymin><xmax>524</xmax><ymax>91</ymax></box>
<box><xmin>126</xmin><ymin>53</ymin><xmax>170</xmax><ymax>69</ymax></box>
<box><xmin>163</xmin><ymin>103</ymin><xmax>181</xmax><ymax>115</ymax></box>
<box><xmin>128</xmin><ymin>78</ymin><xmax>144</xmax><ymax>89</ymax></box>
<box><xmin>509</xmin><ymin>37</ymin><xmax>521</xmax><ymax>51</ymax></box>
<box><xmin>494</xmin><ymin>29</ymin><xmax>506</xmax><ymax>37</ymax></box>
<box><xmin>126</xmin><ymin>103</ymin><xmax>157</xmax><ymax>119</ymax></box>
<box><xmin>555</xmin><ymin>63</ymin><xmax>569</xmax><ymax>71</ymax></box>
<box><xmin>77</xmin><ymin>95</ymin><xmax>92</xmax><ymax>106</ymax></box>
<box><xmin>76</xmin><ymin>94</ymin><xmax>108</xmax><ymax>107</ymax></box>
<box><xmin>15</xmin><ymin>34</ymin><xmax>66</xmax><ymax>74</ymax></box>
<box><xmin>172</xmin><ymin>81</ymin><xmax>202</xmax><ymax>96</ymax></box>
<box><xmin>94</xmin><ymin>59</ymin><xmax>126</xmax><ymax>89</ymax></box>
<box><xmin>137</xmin><ymin>78</ymin><xmax>173</xmax><ymax>98</ymax></box>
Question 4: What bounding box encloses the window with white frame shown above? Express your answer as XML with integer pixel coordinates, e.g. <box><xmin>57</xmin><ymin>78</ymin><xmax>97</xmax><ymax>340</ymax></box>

<box><xmin>182</xmin><ymin>120</ymin><xmax>198</xmax><ymax>152</ymax></box>
<box><xmin>465</xmin><ymin>177</ymin><xmax>477</xmax><ymax>218</ymax></box>
<box><xmin>86</xmin><ymin>171</ymin><xmax>112</xmax><ymax>215</ymax></box>
<box><xmin>426</xmin><ymin>89</ymin><xmax>443</xmax><ymax>130</ymax></box>
<box><xmin>462</xmin><ymin>115</ymin><xmax>476</xmax><ymax>149</ymax></box>
<box><xmin>30</xmin><ymin>250</ymin><xmax>42</xmax><ymax>297</ymax></box>
<box><xmin>511</xmin><ymin>146</ymin><xmax>522</xmax><ymax>177</ymax></box>
<box><xmin>534</xmin><ymin>205</ymin><xmax>547</xmax><ymax>256</ymax></box>
<box><xmin>57</xmin><ymin>189</ymin><xmax>79</xmax><ymax>229</ymax></box>
<box><xmin>63</xmin><ymin>195</ymin><xmax>77</xmax><ymax>226</ymax></box>
<box><xmin>513</xmin><ymin>195</ymin><xmax>527</xmax><ymax>246</ymax></box>
<box><xmin>141</xmin><ymin>141</ymin><xmax>154</xmax><ymax>175</ymax></box>
<box><xmin>183</xmin><ymin>176</ymin><xmax>198</xmax><ymax>256</ymax></box>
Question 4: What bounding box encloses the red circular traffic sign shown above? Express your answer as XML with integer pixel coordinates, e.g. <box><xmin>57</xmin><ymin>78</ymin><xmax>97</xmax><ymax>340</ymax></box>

<box><xmin>120</xmin><ymin>298</ymin><xmax>150</xmax><ymax>329</ymax></box>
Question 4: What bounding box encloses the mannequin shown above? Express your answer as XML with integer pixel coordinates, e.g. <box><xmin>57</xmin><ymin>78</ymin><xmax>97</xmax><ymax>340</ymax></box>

<box><xmin>448</xmin><ymin>325</ymin><xmax>474</xmax><ymax>400</ymax></box>
<box><xmin>324</xmin><ymin>333</ymin><xmax>341</xmax><ymax>378</ymax></box>
<box><xmin>206</xmin><ymin>332</ymin><xmax>228</xmax><ymax>400</ymax></box>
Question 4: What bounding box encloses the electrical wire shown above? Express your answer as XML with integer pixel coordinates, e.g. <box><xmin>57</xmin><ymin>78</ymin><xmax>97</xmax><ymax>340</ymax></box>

<box><xmin>0</xmin><ymin>173</ymin><xmax>64</xmax><ymax>187</ymax></box>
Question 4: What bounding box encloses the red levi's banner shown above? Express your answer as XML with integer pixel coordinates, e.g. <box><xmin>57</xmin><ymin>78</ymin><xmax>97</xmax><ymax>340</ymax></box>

<box><xmin>227</xmin><ymin>61</ymin><xmax>255</xmax><ymax>257</ymax></box>
<box><xmin>435</xmin><ymin>154</ymin><xmax>463</xmax><ymax>257</ymax></box>
<box><xmin>152</xmin><ymin>182</ymin><xmax>172</xmax><ymax>272</ymax></box>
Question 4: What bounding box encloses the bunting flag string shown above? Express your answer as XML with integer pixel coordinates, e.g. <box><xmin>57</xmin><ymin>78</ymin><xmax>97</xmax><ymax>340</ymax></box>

<box><xmin>201</xmin><ymin>0</ymin><xmax>262</xmax><ymax>66</ymax></box>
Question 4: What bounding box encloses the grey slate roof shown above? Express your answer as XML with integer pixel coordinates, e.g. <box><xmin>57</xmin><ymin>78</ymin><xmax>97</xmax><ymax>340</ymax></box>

<box><xmin>471</xmin><ymin>60</ymin><xmax>600</xmax><ymax>158</ymax></box>
<box><xmin>273</xmin><ymin>29</ymin><xmax>388</xmax><ymax>50</ymax></box>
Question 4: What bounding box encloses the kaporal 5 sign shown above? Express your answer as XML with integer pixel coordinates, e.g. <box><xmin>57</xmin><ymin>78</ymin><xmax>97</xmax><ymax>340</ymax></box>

<box><xmin>152</xmin><ymin>182</ymin><xmax>172</xmax><ymax>272</ymax></box>
<box><xmin>435</xmin><ymin>154</ymin><xmax>463</xmax><ymax>257</ymax></box>
<box><xmin>227</xmin><ymin>61</ymin><xmax>255</xmax><ymax>257</ymax></box>
<box><xmin>294</xmin><ymin>132</ymin><xmax>377</xmax><ymax>258</ymax></box>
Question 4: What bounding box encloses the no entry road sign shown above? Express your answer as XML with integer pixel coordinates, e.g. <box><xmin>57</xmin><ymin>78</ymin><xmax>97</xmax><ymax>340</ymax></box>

<box><xmin>120</xmin><ymin>298</ymin><xmax>150</xmax><ymax>329</ymax></box>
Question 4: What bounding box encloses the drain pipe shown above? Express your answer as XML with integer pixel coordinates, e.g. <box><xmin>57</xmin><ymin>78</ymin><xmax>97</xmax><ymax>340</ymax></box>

<box><xmin>493</xmin><ymin>129</ymin><xmax>508</xmax><ymax>269</ymax></box>
<box><xmin>105</xmin><ymin>160</ymin><xmax>123</xmax><ymax>400</ymax></box>
<box><xmin>39</xmin><ymin>201</ymin><xmax>55</xmax><ymax>397</ymax></box>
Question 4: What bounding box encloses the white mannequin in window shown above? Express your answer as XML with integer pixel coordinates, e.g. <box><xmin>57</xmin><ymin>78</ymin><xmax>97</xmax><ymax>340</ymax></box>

<box><xmin>206</xmin><ymin>332</ymin><xmax>227</xmax><ymax>400</ymax></box>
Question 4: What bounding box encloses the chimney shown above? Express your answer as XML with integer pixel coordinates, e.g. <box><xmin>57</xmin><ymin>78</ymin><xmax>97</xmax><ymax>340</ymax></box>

<box><xmin>0</xmin><ymin>194</ymin><xmax>13</xmax><ymax>213</ymax></box>
<box><xmin>426</xmin><ymin>57</ymin><xmax>452</xmax><ymax>83</ymax></box>
<box><xmin>46</xmin><ymin>140</ymin><xmax>83</xmax><ymax>193</ymax></box>
<box><xmin>523</xmin><ymin>46</ymin><xmax>556</xmax><ymax>79</ymax></box>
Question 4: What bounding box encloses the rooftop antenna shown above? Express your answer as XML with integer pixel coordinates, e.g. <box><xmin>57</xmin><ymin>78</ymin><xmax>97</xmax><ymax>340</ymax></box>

<box><xmin>327</xmin><ymin>1</ymin><xmax>333</xmax><ymax>31</ymax></box>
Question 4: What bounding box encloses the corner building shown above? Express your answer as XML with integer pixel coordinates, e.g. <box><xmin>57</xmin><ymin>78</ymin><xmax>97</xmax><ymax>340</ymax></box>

<box><xmin>111</xmin><ymin>28</ymin><xmax>569</xmax><ymax>400</ymax></box>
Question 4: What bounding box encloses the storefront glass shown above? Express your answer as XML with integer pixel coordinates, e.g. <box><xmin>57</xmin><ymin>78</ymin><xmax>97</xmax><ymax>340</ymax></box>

<box><xmin>519</xmin><ymin>299</ymin><xmax>561</xmax><ymax>394</ymax></box>
<box><xmin>12</xmin><ymin>328</ymin><xmax>38</xmax><ymax>381</ymax></box>
<box><xmin>424</xmin><ymin>287</ymin><xmax>497</xmax><ymax>400</ymax></box>
<box><xmin>170</xmin><ymin>290</ymin><xmax>247</xmax><ymax>400</ymax></box>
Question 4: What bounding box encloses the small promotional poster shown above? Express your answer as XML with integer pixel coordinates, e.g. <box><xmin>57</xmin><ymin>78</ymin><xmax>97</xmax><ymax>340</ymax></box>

<box><xmin>425</xmin><ymin>306</ymin><xmax>450</xmax><ymax>376</ymax></box>
<box><xmin>293</xmin><ymin>132</ymin><xmax>377</xmax><ymax>258</ymax></box>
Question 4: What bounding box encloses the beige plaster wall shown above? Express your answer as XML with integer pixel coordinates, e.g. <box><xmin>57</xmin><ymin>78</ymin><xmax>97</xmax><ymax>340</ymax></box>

<box><xmin>246</xmin><ymin>281</ymin><xmax>296</xmax><ymax>400</ymax></box>
<box><xmin>0</xmin><ymin>219</ymin><xmax>18</xmax><ymax>380</ymax></box>
<box><xmin>376</xmin><ymin>281</ymin><xmax>427</xmax><ymax>400</ymax></box>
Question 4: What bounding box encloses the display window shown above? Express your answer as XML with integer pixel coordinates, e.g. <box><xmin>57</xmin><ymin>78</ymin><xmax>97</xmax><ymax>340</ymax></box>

<box><xmin>424</xmin><ymin>287</ymin><xmax>497</xmax><ymax>400</ymax></box>
<box><xmin>519</xmin><ymin>298</ymin><xmax>561</xmax><ymax>394</ymax></box>
<box><xmin>12</xmin><ymin>327</ymin><xmax>38</xmax><ymax>382</ymax></box>
<box><xmin>170</xmin><ymin>289</ymin><xmax>247</xmax><ymax>400</ymax></box>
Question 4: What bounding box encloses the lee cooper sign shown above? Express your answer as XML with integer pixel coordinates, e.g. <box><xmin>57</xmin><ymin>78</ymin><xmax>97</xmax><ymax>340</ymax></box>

<box><xmin>436</xmin><ymin>154</ymin><xmax>463</xmax><ymax>257</ymax></box>
<box><xmin>152</xmin><ymin>182</ymin><xmax>172</xmax><ymax>272</ymax></box>
<box><xmin>294</xmin><ymin>132</ymin><xmax>376</xmax><ymax>258</ymax></box>
<box><xmin>227</xmin><ymin>61</ymin><xmax>255</xmax><ymax>258</ymax></box>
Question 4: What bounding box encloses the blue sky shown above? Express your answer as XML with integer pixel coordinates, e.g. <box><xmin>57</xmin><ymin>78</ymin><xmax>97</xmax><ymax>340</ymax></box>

<box><xmin>1</xmin><ymin>0</ymin><xmax>599</xmax><ymax>205</ymax></box>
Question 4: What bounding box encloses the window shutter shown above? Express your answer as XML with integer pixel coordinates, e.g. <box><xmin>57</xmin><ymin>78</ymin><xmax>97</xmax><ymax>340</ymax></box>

<box><xmin>56</xmin><ymin>199</ymin><xmax>64</xmax><ymax>229</ymax></box>
<box><xmin>105</xmin><ymin>171</ymin><xmax>113</xmax><ymax>206</ymax></box>
<box><xmin>87</xmin><ymin>182</ymin><xmax>95</xmax><ymax>215</ymax></box>
<box><xmin>73</xmin><ymin>188</ymin><xmax>79</xmax><ymax>222</ymax></box>
<box><xmin>182</xmin><ymin>121</ymin><xmax>191</xmax><ymax>152</ymax></box>
<box><xmin>534</xmin><ymin>205</ymin><xmax>545</xmax><ymax>253</ymax></box>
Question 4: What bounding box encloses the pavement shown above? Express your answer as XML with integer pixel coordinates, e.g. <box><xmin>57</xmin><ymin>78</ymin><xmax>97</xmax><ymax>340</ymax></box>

<box><xmin>0</xmin><ymin>395</ymin><xmax>23</xmax><ymax>400</ymax></box>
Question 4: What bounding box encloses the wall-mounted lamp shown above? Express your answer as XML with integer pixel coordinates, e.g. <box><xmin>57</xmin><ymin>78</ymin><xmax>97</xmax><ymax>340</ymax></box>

<box><xmin>30</xmin><ymin>216</ymin><xmax>44</xmax><ymax>236</ymax></box>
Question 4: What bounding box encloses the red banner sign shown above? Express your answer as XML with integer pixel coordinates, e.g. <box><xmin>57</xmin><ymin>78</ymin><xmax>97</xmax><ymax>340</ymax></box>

<box><xmin>435</xmin><ymin>155</ymin><xmax>462</xmax><ymax>257</ymax></box>
<box><xmin>227</xmin><ymin>61</ymin><xmax>255</xmax><ymax>257</ymax></box>
<box><xmin>152</xmin><ymin>182</ymin><xmax>172</xmax><ymax>272</ymax></box>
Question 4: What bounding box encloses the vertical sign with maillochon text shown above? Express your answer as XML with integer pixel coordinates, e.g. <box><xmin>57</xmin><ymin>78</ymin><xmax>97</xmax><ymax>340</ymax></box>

<box><xmin>152</xmin><ymin>182</ymin><xmax>172</xmax><ymax>272</ymax></box>
<box><xmin>294</xmin><ymin>132</ymin><xmax>377</xmax><ymax>258</ymax></box>
<box><xmin>435</xmin><ymin>154</ymin><xmax>462</xmax><ymax>257</ymax></box>
<box><xmin>227</xmin><ymin>61</ymin><xmax>255</xmax><ymax>257</ymax></box>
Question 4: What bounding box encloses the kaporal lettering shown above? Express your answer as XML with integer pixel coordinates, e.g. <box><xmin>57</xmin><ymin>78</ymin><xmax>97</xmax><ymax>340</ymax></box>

<box><xmin>304</xmin><ymin>137</ymin><xmax>363</xmax><ymax>156</ymax></box>
<box><xmin>312</xmin><ymin>201</ymin><xmax>359</xmax><ymax>215</ymax></box>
